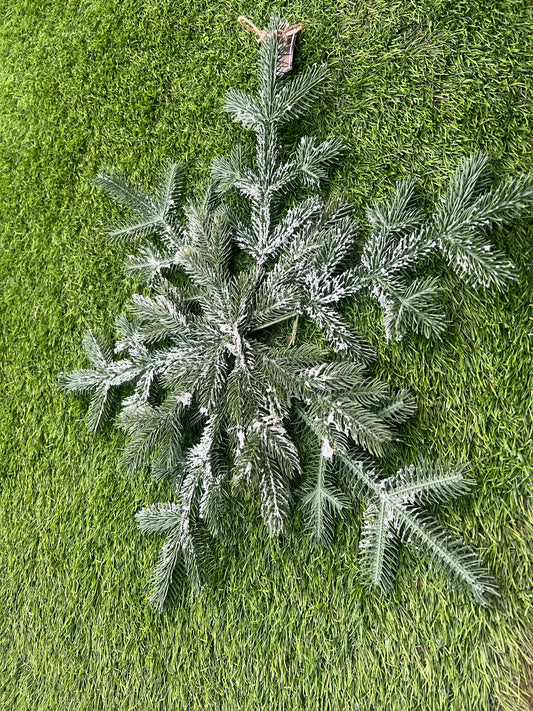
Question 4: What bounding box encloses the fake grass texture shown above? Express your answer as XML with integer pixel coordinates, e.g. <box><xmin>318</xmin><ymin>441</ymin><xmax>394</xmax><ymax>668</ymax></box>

<box><xmin>0</xmin><ymin>0</ymin><xmax>532</xmax><ymax>709</ymax></box>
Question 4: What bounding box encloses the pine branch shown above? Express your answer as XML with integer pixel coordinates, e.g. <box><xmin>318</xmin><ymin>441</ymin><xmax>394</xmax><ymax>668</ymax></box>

<box><xmin>158</xmin><ymin>160</ymin><xmax>186</xmax><ymax>220</ymax></box>
<box><xmin>259</xmin><ymin>454</ymin><xmax>290</xmax><ymax>536</ymax></box>
<box><xmin>339</xmin><ymin>453</ymin><xmax>498</xmax><ymax>603</ymax></box>
<box><xmin>199</xmin><ymin>463</ymin><xmax>229</xmax><ymax>537</ymax></box>
<box><xmin>256</xmin><ymin>18</ymin><xmax>285</xmax><ymax>107</ymax></box>
<box><xmin>223</xmin><ymin>90</ymin><xmax>264</xmax><ymax>131</ymax></box>
<box><xmin>431</xmin><ymin>154</ymin><xmax>533</xmax><ymax>289</ymax></box>
<box><xmin>61</xmin><ymin>15</ymin><xmax>525</xmax><ymax>609</ymax></box>
<box><xmin>125</xmin><ymin>243</ymin><xmax>176</xmax><ymax>285</ymax></box>
<box><xmin>294</xmin><ymin>136</ymin><xmax>345</xmax><ymax>187</ymax></box>
<box><xmin>93</xmin><ymin>172</ymin><xmax>156</xmax><ymax>214</ymax></box>
<box><xmin>144</xmin><ymin>418</ymin><xmax>220</xmax><ymax>603</ymax></box>
<box><xmin>359</xmin><ymin>500</ymin><xmax>399</xmax><ymax>593</ymax></box>
<box><xmin>136</xmin><ymin>502</ymin><xmax>183</xmax><ymax>534</ymax></box>
<box><xmin>117</xmin><ymin>393</ymin><xmax>185</xmax><ymax>478</ymax></box>
<box><xmin>106</xmin><ymin>215</ymin><xmax>167</xmax><ymax>244</ymax></box>
<box><xmin>271</xmin><ymin>64</ymin><xmax>329</xmax><ymax>125</ymax></box>
<box><xmin>387</xmin><ymin>460</ymin><xmax>473</xmax><ymax>506</ymax></box>
<box><xmin>267</xmin><ymin>196</ymin><xmax>323</xmax><ymax>259</ymax></box>
<box><xmin>469</xmin><ymin>171</ymin><xmax>533</xmax><ymax>227</ymax></box>
<box><xmin>366</xmin><ymin>177</ymin><xmax>423</xmax><ymax>235</ymax></box>
<box><xmin>210</xmin><ymin>145</ymin><xmax>247</xmax><ymax>193</ymax></box>
<box><xmin>142</xmin><ymin>522</ymin><xmax>186</xmax><ymax>612</ymax></box>
<box><xmin>305</xmin><ymin>396</ymin><xmax>393</xmax><ymax>457</ymax></box>
<box><xmin>435</xmin><ymin>231</ymin><xmax>516</xmax><ymax>290</ymax></box>
<box><xmin>300</xmin><ymin>447</ymin><xmax>349</xmax><ymax>545</ymax></box>
<box><xmin>359</xmin><ymin>153</ymin><xmax>533</xmax><ymax>338</ymax></box>
<box><xmin>439</xmin><ymin>152</ymin><xmax>491</xmax><ymax>219</ymax></box>
<box><xmin>375</xmin><ymin>389</ymin><xmax>416</xmax><ymax>425</ymax></box>
<box><xmin>127</xmin><ymin>293</ymin><xmax>188</xmax><ymax>345</ymax></box>
<box><xmin>394</xmin><ymin>509</ymin><xmax>498</xmax><ymax>605</ymax></box>
<box><xmin>381</xmin><ymin>276</ymin><xmax>448</xmax><ymax>341</ymax></box>
<box><xmin>250</xmin><ymin>411</ymin><xmax>301</xmax><ymax>481</ymax></box>
<box><xmin>94</xmin><ymin>162</ymin><xmax>184</xmax><ymax>244</ymax></box>
<box><xmin>58</xmin><ymin>330</ymin><xmax>139</xmax><ymax>432</ymax></box>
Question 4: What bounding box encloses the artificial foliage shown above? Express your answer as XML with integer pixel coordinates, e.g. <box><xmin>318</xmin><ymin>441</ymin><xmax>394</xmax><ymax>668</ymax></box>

<box><xmin>59</xmin><ymin>16</ymin><xmax>533</xmax><ymax>611</ymax></box>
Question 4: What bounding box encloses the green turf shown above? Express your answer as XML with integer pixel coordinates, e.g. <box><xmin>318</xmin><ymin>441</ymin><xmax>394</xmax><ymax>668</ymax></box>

<box><xmin>1</xmin><ymin>0</ymin><xmax>532</xmax><ymax>709</ymax></box>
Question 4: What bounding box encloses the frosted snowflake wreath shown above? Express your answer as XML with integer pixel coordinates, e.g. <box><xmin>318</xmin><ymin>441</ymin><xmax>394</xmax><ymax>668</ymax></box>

<box><xmin>60</xmin><ymin>16</ymin><xmax>533</xmax><ymax>610</ymax></box>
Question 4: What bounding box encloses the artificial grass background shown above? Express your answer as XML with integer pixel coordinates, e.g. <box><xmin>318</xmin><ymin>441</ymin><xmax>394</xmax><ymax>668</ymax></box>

<box><xmin>0</xmin><ymin>0</ymin><xmax>532</xmax><ymax>709</ymax></box>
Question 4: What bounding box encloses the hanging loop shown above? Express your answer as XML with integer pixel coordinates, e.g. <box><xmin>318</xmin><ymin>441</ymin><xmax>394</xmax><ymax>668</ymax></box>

<box><xmin>237</xmin><ymin>16</ymin><xmax>266</xmax><ymax>43</ymax></box>
<box><xmin>238</xmin><ymin>16</ymin><xmax>303</xmax><ymax>73</ymax></box>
